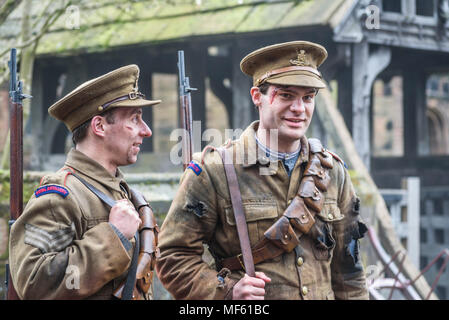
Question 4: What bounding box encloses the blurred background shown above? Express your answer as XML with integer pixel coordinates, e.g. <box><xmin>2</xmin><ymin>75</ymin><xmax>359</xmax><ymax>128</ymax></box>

<box><xmin>0</xmin><ymin>0</ymin><xmax>448</xmax><ymax>300</ymax></box>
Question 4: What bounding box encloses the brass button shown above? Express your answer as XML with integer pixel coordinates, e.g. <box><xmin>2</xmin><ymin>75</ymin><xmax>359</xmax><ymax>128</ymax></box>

<box><xmin>328</xmin><ymin>213</ymin><xmax>334</xmax><ymax>220</ymax></box>
<box><xmin>287</xmin><ymin>199</ymin><xmax>292</xmax><ymax>205</ymax></box>
<box><xmin>302</xmin><ymin>286</ymin><xmax>308</xmax><ymax>296</ymax></box>
<box><xmin>297</xmin><ymin>257</ymin><xmax>304</xmax><ymax>266</ymax></box>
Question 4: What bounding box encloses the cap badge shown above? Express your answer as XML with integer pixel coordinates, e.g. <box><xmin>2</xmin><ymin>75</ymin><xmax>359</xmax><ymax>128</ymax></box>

<box><xmin>290</xmin><ymin>50</ymin><xmax>308</xmax><ymax>67</ymax></box>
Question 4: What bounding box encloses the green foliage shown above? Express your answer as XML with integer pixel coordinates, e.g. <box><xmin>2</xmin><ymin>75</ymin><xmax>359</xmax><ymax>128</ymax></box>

<box><xmin>0</xmin><ymin>170</ymin><xmax>39</xmax><ymax>208</ymax></box>
<box><xmin>348</xmin><ymin>169</ymin><xmax>375</xmax><ymax>207</ymax></box>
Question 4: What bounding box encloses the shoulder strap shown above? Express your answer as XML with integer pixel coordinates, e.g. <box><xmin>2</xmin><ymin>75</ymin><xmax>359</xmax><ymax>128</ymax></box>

<box><xmin>217</xmin><ymin>147</ymin><xmax>255</xmax><ymax>277</ymax></box>
<box><xmin>70</xmin><ymin>172</ymin><xmax>116</xmax><ymax>208</ymax></box>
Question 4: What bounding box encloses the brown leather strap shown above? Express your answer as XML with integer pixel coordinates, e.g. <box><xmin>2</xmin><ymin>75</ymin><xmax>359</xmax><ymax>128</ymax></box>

<box><xmin>218</xmin><ymin>147</ymin><xmax>255</xmax><ymax>277</ymax></box>
<box><xmin>221</xmin><ymin>238</ymin><xmax>283</xmax><ymax>271</ymax></box>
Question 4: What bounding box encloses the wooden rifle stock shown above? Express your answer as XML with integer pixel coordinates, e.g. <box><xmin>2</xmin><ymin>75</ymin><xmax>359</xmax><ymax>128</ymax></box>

<box><xmin>7</xmin><ymin>48</ymin><xmax>32</xmax><ymax>300</ymax></box>
<box><xmin>177</xmin><ymin>50</ymin><xmax>197</xmax><ymax>170</ymax></box>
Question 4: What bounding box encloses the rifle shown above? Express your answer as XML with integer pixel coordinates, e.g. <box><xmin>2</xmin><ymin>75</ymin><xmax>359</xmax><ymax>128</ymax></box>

<box><xmin>6</xmin><ymin>48</ymin><xmax>32</xmax><ymax>300</ymax></box>
<box><xmin>177</xmin><ymin>50</ymin><xmax>197</xmax><ymax>170</ymax></box>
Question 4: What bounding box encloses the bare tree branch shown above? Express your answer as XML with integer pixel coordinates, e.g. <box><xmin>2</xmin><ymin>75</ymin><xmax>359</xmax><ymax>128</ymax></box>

<box><xmin>0</xmin><ymin>0</ymin><xmax>82</xmax><ymax>169</ymax></box>
<box><xmin>0</xmin><ymin>0</ymin><xmax>23</xmax><ymax>25</ymax></box>
<box><xmin>0</xmin><ymin>1</ymin><xmax>79</xmax><ymax>59</ymax></box>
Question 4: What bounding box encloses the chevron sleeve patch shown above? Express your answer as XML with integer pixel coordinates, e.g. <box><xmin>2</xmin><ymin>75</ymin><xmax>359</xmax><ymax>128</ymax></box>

<box><xmin>24</xmin><ymin>222</ymin><xmax>76</xmax><ymax>254</ymax></box>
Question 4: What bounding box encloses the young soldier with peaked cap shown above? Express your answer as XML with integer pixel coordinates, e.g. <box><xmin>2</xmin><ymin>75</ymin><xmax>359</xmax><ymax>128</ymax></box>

<box><xmin>156</xmin><ymin>41</ymin><xmax>369</xmax><ymax>300</ymax></box>
<box><xmin>9</xmin><ymin>65</ymin><xmax>160</xmax><ymax>299</ymax></box>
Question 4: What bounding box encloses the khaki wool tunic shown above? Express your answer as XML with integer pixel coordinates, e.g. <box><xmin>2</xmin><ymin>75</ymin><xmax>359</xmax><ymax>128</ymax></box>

<box><xmin>156</xmin><ymin>121</ymin><xmax>369</xmax><ymax>300</ymax></box>
<box><xmin>9</xmin><ymin>149</ymin><xmax>135</xmax><ymax>299</ymax></box>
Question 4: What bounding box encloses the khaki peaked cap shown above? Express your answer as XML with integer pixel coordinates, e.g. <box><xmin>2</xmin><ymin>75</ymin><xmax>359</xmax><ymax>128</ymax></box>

<box><xmin>240</xmin><ymin>41</ymin><xmax>328</xmax><ymax>89</ymax></box>
<box><xmin>48</xmin><ymin>64</ymin><xmax>161</xmax><ymax>131</ymax></box>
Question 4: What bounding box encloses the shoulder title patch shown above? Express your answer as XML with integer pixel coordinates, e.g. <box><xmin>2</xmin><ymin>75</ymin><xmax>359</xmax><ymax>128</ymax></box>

<box><xmin>35</xmin><ymin>185</ymin><xmax>69</xmax><ymax>198</ymax></box>
<box><xmin>187</xmin><ymin>161</ymin><xmax>202</xmax><ymax>176</ymax></box>
<box><xmin>327</xmin><ymin>150</ymin><xmax>348</xmax><ymax>169</ymax></box>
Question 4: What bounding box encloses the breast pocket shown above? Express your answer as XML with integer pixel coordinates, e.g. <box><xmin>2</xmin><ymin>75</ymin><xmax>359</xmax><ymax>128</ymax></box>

<box><xmin>316</xmin><ymin>201</ymin><xmax>344</xmax><ymax>223</ymax></box>
<box><xmin>311</xmin><ymin>202</ymin><xmax>342</xmax><ymax>261</ymax></box>
<box><xmin>224</xmin><ymin>198</ymin><xmax>279</xmax><ymax>247</ymax></box>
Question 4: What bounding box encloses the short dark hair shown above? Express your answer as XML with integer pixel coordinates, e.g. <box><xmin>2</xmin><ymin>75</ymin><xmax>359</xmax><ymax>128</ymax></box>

<box><xmin>71</xmin><ymin>108</ymin><xmax>117</xmax><ymax>146</ymax></box>
<box><xmin>258</xmin><ymin>82</ymin><xmax>271</xmax><ymax>95</ymax></box>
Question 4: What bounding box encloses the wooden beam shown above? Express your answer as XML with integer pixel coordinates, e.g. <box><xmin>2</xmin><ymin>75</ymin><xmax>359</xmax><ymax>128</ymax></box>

<box><xmin>231</xmin><ymin>43</ymin><xmax>255</xmax><ymax>130</ymax></box>
<box><xmin>352</xmin><ymin>41</ymin><xmax>391</xmax><ymax>171</ymax></box>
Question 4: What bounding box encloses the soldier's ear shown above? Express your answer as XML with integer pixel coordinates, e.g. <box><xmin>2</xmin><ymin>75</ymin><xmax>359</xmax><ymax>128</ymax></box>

<box><xmin>90</xmin><ymin>115</ymin><xmax>106</xmax><ymax>138</ymax></box>
<box><xmin>250</xmin><ymin>86</ymin><xmax>262</xmax><ymax>108</ymax></box>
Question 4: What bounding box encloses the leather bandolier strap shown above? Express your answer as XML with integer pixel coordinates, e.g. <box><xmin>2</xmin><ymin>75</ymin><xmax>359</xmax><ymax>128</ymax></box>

<box><xmin>218</xmin><ymin>147</ymin><xmax>256</xmax><ymax>276</ymax></box>
<box><xmin>219</xmin><ymin>138</ymin><xmax>334</xmax><ymax>272</ymax></box>
<box><xmin>113</xmin><ymin>188</ymin><xmax>161</xmax><ymax>300</ymax></box>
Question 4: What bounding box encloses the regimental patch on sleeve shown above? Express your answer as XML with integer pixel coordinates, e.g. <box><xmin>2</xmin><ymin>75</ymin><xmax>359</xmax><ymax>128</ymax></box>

<box><xmin>35</xmin><ymin>185</ymin><xmax>69</xmax><ymax>199</ymax></box>
<box><xmin>25</xmin><ymin>222</ymin><xmax>76</xmax><ymax>253</ymax></box>
<box><xmin>187</xmin><ymin>161</ymin><xmax>202</xmax><ymax>176</ymax></box>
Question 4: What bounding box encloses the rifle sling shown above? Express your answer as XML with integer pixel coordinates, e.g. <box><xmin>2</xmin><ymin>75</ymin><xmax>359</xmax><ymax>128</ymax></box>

<box><xmin>71</xmin><ymin>173</ymin><xmax>116</xmax><ymax>207</ymax></box>
<box><xmin>218</xmin><ymin>147</ymin><xmax>256</xmax><ymax>277</ymax></box>
<box><xmin>122</xmin><ymin>232</ymin><xmax>140</xmax><ymax>300</ymax></box>
<box><xmin>70</xmin><ymin>172</ymin><xmax>139</xmax><ymax>300</ymax></box>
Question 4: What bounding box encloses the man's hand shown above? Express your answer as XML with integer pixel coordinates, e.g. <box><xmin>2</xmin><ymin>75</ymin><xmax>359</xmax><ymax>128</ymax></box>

<box><xmin>109</xmin><ymin>199</ymin><xmax>141</xmax><ymax>239</ymax></box>
<box><xmin>232</xmin><ymin>272</ymin><xmax>271</xmax><ymax>300</ymax></box>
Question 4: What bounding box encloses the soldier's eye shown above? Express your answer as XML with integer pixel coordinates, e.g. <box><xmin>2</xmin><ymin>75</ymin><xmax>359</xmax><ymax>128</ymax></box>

<box><xmin>279</xmin><ymin>92</ymin><xmax>293</xmax><ymax>99</ymax></box>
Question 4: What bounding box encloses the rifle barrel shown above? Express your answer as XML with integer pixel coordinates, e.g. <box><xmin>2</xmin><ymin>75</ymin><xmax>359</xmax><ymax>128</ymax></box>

<box><xmin>7</xmin><ymin>48</ymin><xmax>24</xmax><ymax>300</ymax></box>
<box><xmin>9</xmin><ymin>47</ymin><xmax>23</xmax><ymax>221</ymax></box>
<box><xmin>177</xmin><ymin>50</ymin><xmax>195</xmax><ymax>170</ymax></box>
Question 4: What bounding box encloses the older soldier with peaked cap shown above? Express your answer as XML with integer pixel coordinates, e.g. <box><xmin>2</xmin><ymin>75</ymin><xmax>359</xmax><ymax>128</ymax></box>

<box><xmin>9</xmin><ymin>65</ymin><xmax>160</xmax><ymax>299</ymax></box>
<box><xmin>156</xmin><ymin>41</ymin><xmax>369</xmax><ymax>300</ymax></box>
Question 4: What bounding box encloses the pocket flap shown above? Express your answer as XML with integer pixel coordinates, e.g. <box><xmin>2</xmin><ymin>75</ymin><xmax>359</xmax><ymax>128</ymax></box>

<box><xmin>225</xmin><ymin>199</ymin><xmax>278</xmax><ymax>226</ymax></box>
<box><xmin>316</xmin><ymin>202</ymin><xmax>344</xmax><ymax>222</ymax></box>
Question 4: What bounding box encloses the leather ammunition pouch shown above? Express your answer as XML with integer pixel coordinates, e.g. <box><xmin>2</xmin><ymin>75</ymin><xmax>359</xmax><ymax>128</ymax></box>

<box><xmin>220</xmin><ymin>138</ymin><xmax>334</xmax><ymax>271</ymax></box>
<box><xmin>113</xmin><ymin>189</ymin><xmax>160</xmax><ymax>300</ymax></box>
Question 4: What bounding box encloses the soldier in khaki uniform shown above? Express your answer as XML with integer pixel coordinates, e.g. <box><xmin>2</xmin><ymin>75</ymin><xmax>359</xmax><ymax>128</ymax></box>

<box><xmin>156</xmin><ymin>41</ymin><xmax>369</xmax><ymax>300</ymax></box>
<box><xmin>9</xmin><ymin>65</ymin><xmax>160</xmax><ymax>299</ymax></box>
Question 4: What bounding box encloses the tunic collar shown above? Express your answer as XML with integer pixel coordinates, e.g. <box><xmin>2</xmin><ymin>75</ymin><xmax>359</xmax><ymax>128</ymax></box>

<box><xmin>64</xmin><ymin>148</ymin><xmax>127</xmax><ymax>193</ymax></box>
<box><xmin>239</xmin><ymin>121</ymin><xmax>309</xmax><ymax>168</ymax></box>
